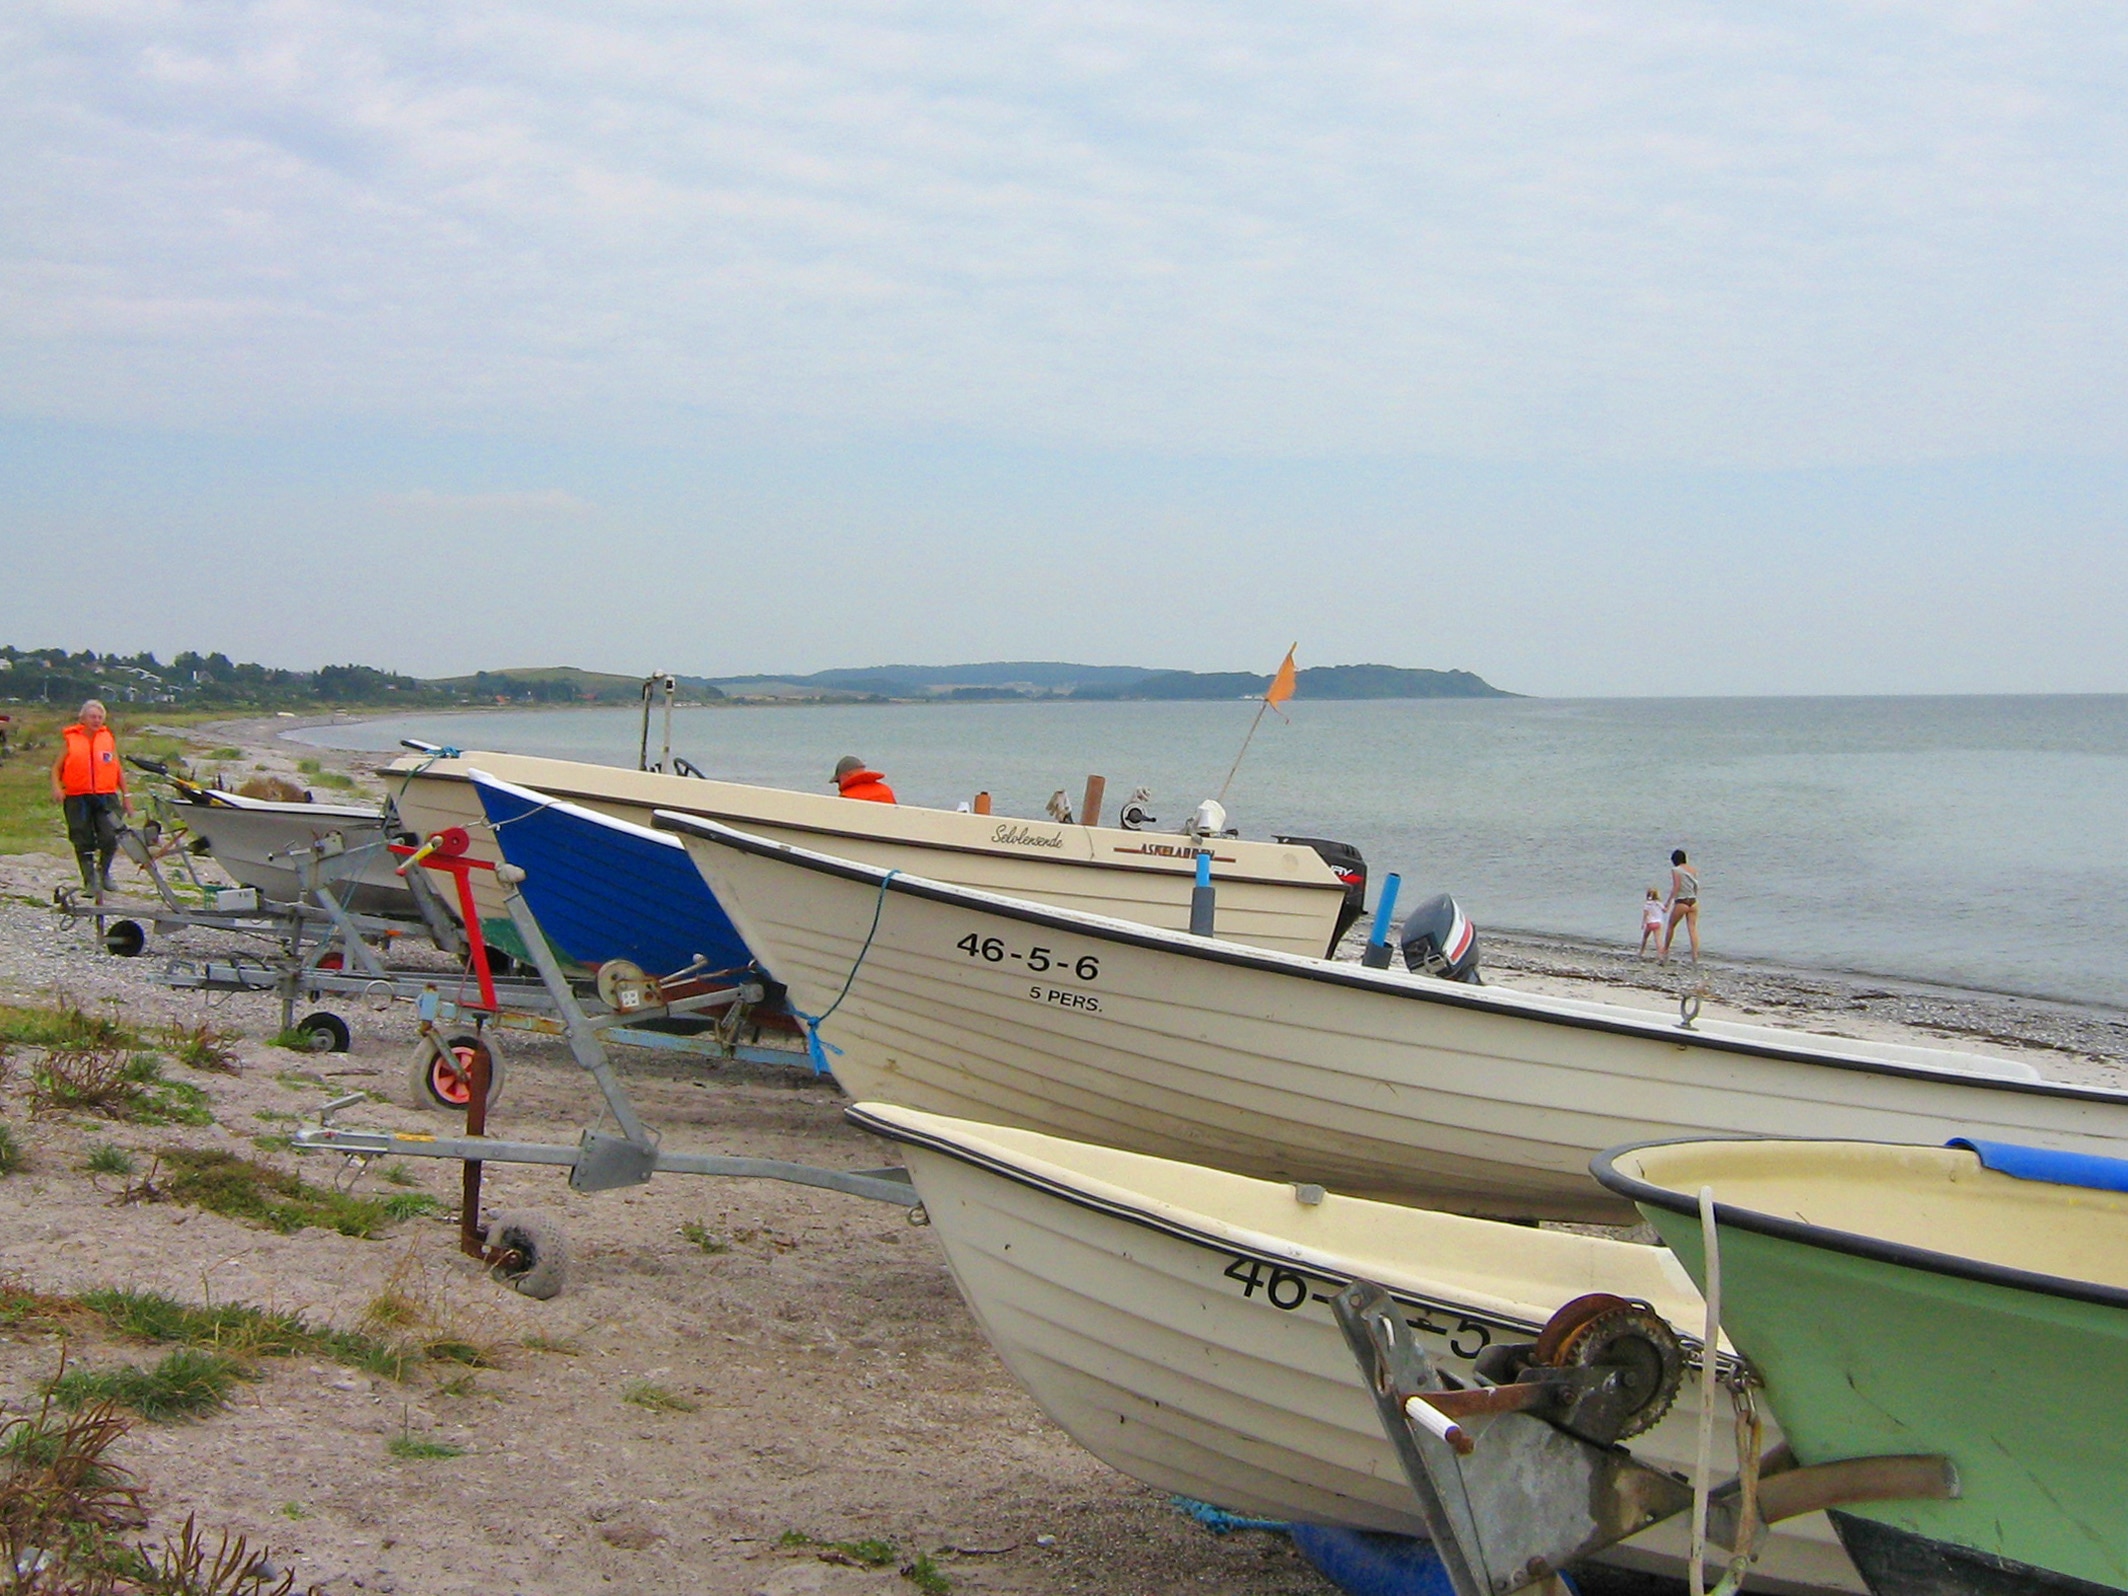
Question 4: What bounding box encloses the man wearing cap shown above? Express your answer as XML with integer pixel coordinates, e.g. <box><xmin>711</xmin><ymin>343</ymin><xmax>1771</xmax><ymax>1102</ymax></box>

<box><xmin>51</xmin><ymin>699</ymin><xmax>130</xmax><ymax>892</ymax></box>
<box><xmin>832</xmin><ymin>755</ymin><xmax>896</xmax><ymax>804</ymax></box>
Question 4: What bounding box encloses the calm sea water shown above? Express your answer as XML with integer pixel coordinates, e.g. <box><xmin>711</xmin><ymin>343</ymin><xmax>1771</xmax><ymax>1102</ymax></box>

<box><xmin>294</xmin><ymin>696</ymin><xmax>2128</xmax><ymax>1009</ymax></box>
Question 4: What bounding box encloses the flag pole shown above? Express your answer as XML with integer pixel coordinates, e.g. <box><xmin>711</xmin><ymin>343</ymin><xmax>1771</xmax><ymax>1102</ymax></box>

<box><xmin>1216</xmin><ymin>699</ymin><xmax>1270</xmax><ymax>804</ymax></box>
<box><xmin>1216</xmin><ymin>642</ymin><xmax>1297</xmax><ymax>805</ymax></box>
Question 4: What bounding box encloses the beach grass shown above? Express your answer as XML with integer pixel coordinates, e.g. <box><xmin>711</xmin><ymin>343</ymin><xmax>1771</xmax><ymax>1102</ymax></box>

<box><xmin>0</xmin><ymin>1122</ymin><xmax>20</xmax><ymax>1176</ymax></box>
<box><xmin>621</xmin><ymin>1378</ymin><xmax>698</xmax><ymax>1414</ymax></box>
<box><xmin>153</xmin><ymin>1146</ymin><xmax>425</xmax><ymax>1238</ymax></box>
<box><xmin>0</xmin><ymin>996</ymin><xmax>140</xmax><ymax>1051</ymax></box>
<box><xmin>50</xmin><ymin>1347</ymin><xmax>251</xmax><ymax>1422</ymax></box>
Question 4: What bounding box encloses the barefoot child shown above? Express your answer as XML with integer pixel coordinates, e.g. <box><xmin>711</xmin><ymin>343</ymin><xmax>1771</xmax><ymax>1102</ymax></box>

<box><xmin>1638</xmin><ymin>887</ymin><xmax>1665</xmax><ymax>958</ymax></box>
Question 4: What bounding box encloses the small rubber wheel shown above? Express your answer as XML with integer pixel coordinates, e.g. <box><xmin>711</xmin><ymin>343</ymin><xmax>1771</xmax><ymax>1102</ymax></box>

<box><xmin>409</xmin><ymin>1032</ymin><xmax>505</xmax><ymax>1111</ymax></box>
<box><xmin>103</xmin><ymin>920</ymin><xmax>147</xmax><ymax>958</ymax></box>
<box><xmin>484</xmin><ymin>1210</ymin><xmax>567</xmax><ymax>1300</ymax></box>
<box><xmin>294</xmin><ymin>1011</ymin><xmax>351</xmax><ymax>1054</ymax></box>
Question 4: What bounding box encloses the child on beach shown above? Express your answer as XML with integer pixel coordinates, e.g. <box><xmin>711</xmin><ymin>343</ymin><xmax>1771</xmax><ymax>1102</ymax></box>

<box><xmin>1638</xmin><ymin>887</ymin><xmax>1665</xmax><ymax>958</ymax></box>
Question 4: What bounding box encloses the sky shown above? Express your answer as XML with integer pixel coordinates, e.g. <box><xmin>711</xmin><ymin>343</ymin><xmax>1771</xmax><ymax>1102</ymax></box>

<box><xmin>4</xmin><ymin>1</ymin><xmax>2126</xmax><ymax>696</ymax></box>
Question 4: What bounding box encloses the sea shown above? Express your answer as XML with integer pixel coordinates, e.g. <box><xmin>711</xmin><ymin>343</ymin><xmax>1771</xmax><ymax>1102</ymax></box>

<box><xmin>291</xmin><ymin>695</ymin><xmax>2128</xmax><ymax>1011</ymax></box>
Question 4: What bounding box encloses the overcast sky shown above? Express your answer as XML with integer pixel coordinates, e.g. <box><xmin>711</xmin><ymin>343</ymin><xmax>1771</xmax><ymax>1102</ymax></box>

<box><xmin>4</xmin><ymin>1</ymin><xmax>2126</xmax><ymax>695</ymax></box>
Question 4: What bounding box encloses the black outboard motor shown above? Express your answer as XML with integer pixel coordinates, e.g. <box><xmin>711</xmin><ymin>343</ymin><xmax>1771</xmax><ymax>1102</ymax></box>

<box><xmin>1399</xmin><ymin>892</ymin><xmax>1481</xmax><ymax>983</ymax></box>
<box><xmin>1275</xmin><ymin>835</ymin><xmax>1369</xmax><ymax>954</ymax></box>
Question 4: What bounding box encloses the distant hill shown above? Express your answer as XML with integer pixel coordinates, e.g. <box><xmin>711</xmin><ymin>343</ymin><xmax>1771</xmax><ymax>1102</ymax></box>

<box><xmin>710</xmin><ymin>662</ymin><xmax>1158</xmax><ymax>699</ymax></box>
<box><xmin>428</xmin><ymin>666</ymin><xmax>725</xmax><ymax>704</ymax></box>
<box><xmin>1075</xmin><ymin>664</ymin><xmax>1514</xmax><ymax>701</ymax></box>
<box><xmin>2</xmin><ymin>646</ymin><xmax>1511</xmax><ymax>711</ymax></box>
<box><xmin>712</xmin><ymin>661</ymin><xmax>1512</xmax><ymax>701</ymax></box>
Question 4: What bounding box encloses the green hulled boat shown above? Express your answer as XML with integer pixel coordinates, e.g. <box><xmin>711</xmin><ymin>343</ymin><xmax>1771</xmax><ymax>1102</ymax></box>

<box><xmin>1593</xmin><ymin>1136</ymin><xmax>2128</xmax><ymax>1596</ymax></box>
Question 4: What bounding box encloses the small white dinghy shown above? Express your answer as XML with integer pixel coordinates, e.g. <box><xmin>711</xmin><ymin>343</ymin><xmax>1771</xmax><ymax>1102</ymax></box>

<box><xmin>665</xmin><ymin>818</ymin><xmax>2117</xmax><ymax>1223</ymax></box>
<box><xmin>852</xmin><ymin>1101</ymin><xmax>1865</xmax><ymax>1594</ymax></box>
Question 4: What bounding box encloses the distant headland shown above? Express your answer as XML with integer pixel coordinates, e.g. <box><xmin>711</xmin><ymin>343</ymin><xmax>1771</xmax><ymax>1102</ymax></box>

<box><xmin>0</xmin><ymin>646</ymin><xmax>1514</xmax><ymax>710</ymax></box>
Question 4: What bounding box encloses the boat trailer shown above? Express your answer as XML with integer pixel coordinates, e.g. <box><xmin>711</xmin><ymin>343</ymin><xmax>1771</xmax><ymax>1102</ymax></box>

<box><xmin>290</xmin><ymin>865</ymin><xmax>918</xmax><ymax>1300</ymax></box>
<box><xmin>1334</xmin><ymin>1281</ymin><xmax>1960</xmax><ymax>1596</ymax></box>
<box><xmin>58</xmin><ymin>814</ymin><xmax>811</xmax><ymax>1103</ymax></box>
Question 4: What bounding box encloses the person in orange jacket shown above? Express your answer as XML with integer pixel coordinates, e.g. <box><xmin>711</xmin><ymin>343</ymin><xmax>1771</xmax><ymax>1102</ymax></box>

<box><xmin>50</xmin><ymin>699</ymin><xmax>130</xmax><ymax>892</ymax></box>
<box><xmin>832</xmin><ymin>755</ymin><xmax>896</xmax><ymax>804</ymax></box>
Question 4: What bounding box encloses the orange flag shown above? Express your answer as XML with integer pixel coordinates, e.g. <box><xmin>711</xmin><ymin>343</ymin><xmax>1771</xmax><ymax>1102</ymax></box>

<box><xmin>1264</xmin><ymin>645</ymin><xmax>1298</xmax><ymax>711</ymax></box>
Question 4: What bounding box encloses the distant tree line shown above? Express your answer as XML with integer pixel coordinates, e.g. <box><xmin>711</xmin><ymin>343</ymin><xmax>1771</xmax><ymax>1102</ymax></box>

<box><xmin>0</xmin><ymin>647</ymin><xmax>644</xmax><ymax>710</ymax></box>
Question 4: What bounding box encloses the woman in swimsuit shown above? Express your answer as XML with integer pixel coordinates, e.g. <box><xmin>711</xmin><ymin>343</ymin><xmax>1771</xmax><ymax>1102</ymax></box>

<box><xmin>1661</xmin><ymin>847</ymin><xmax>1700</xmax><ymax>963</ymax></box>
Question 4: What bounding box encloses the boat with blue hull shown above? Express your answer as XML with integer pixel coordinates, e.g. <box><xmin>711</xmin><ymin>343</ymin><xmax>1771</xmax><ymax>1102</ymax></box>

<box><xmin>469</xmin><ymin>771</ymin><xmax>756</xmax><ymax>980</ymax></box>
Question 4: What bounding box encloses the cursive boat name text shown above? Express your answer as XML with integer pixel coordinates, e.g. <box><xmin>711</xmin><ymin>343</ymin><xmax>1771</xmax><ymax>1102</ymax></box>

<box><xmin>993</xmin><ymin>824</ymin><xmax>1064</xmax><ymax>849</ymax></box>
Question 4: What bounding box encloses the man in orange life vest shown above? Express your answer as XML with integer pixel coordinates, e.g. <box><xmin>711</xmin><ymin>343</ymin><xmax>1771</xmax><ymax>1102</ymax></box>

<box><xmin>50</xmin><ymin>699</ymin><xmax>130</xmax><ymax>892</ymax></box>
<box><xmin>831</xmin><ymin>755</ymin><xmax>896</xmax><ymax>804</ymax></box>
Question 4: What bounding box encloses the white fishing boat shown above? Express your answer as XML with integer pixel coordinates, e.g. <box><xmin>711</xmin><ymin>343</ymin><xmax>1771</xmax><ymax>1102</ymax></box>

<box><xmin>665</xmin><ymin>817</ymin><xmax>2128</xmax><ymax>1223</ymax></box>
<box><xmin>171</xmin><ymin>787</ymin><xmax>415</xmax><ymax>918</ymax></box>
<box><xmin>852</xmin><ymin>1100</ymin><xmax>1864</xmax><ymax>1594</ymax></box>
<box><xmin>384</xmin><ymin>748</ymin><xmax>1359</xmax><ymax>962</ymax></box>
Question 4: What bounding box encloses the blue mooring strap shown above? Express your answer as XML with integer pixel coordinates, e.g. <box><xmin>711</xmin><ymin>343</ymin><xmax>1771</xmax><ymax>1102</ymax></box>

<box><xmin>1948</xmin><ymin>1137</ymin><xmax>2128</xmax><ymax>1194</ymax></box>
<box><xmin>791</xmin><ymin>868</ymin><xmax>900</xmax><ymax>1076</ymax></box>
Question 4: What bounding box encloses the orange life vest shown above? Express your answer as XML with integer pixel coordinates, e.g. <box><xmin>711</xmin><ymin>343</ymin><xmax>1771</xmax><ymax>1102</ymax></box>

<box><xmin>835</xmin><ymin>768</ymin><xmax>896</xmax><ymax>804</ymax></box>
<box><xmin>59</xmin><ymin>724</ymin><xmax>123</xmax><ymax>796</ymax></box>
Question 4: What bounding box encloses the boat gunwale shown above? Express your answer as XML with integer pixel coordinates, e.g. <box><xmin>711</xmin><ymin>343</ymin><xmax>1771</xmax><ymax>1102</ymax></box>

<box><xmin>394</xmin><ymin>761</ymin><xmax>1349</xmax><ymax>896</ymax></box>
<box><xmin>468</xmin><ymin>769</ymin><xmax>690</xmax><ymax>854</ymax></box>
<box><xmin>847</xmin><ymin>1102</ymin><xmax>1734</xmax><ymax>1357</ymax></box>
<box><xmin>668</xmin><ymin>814</ymin><xmax>2122</xmax><ymax>1107</ymax></box>
<box><xmin>1591</xmin><ymin>1137</ymin><xmax>2128</xmax><ymax>1314</ymax></box>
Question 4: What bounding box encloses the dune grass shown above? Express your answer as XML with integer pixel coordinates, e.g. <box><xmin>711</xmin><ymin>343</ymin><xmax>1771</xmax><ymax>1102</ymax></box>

<box><xmin>152</xmin><ymin>1146</ymin><xmax>436</xmax><ymax>1237</ymax></box>
<box><xmin>50</xmin><ymin>1347</ymin><xmax>250</xmax><ymax>1422</ymax></box>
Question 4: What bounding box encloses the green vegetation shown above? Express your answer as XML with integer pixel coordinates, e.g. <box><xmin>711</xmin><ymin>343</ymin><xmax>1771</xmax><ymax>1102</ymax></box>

<box><xmin>0</xmin><ymin>1121</ymin><xmax>20</xmax><ymax>1176</ymax></box>
<box><xmin>280</xmin><ymin>1501</ymin><xmax>309</xmax><ymax>1521</ymax></box>
<box><xmin>84</xmin><ymin>1142</ymin><xmax>138</xmax><ymax>1177</ymax></box>
<box><xmin>50</xmin><ymin>1347</ymin><xmax>249</xmax><ymax>1421</ymax></box>
<box><xmin>905</xmin><ymin>1552</ymin><xmax>952</xmax><ymax>1595</ymax></box>
<box><xmin>2</xmin><ymin>1381</ymin><xmax>322</xmax><ymax>1592</ymax></box>
<box><xmin>385</xmin><ymin>1434</ymin><xmax>463</xmax><ymax>1460</ymax></box>
<box><xmin>29</xmin><ymin>1048</ymin><xmax>211</xmax><ymax>1125</ymax></box>
<box><xmin>679</xmin><ymin>1220</ymin><xmax>728</xmax><ymax>1253</ymax></box>
<box><xmin>776</xmin><ymin>1530</ymin><xmax>952</xmax><ymax>1591</ymax></box>
<box><xmin>163</xmin><ymin>1022</ymin><xmax>241</xmax><ymax>1074</ymax></box>
<box><xmin>621</xmin><ymin>1378</ymin><xmax>698</xmax><ymax>1414</ymax></box>
<box><xmin>0</xmin><ymin>997</ymin><xmax>139</xmax><ymax>1051</ymax></box>
<box><xmin>778</xmin><ymin>1531</ymin><xmax>898</xmax><ymax>1566</ymax></box>
<box><xmin>153</xmin><ymin>1146</ymin><xmax>429</xmax><ymax>1238</ymax></box>
<box><xmin>520</xmin><ymin>1332</ymin><xmax>581</xmax><ymax>1356</ymax></box>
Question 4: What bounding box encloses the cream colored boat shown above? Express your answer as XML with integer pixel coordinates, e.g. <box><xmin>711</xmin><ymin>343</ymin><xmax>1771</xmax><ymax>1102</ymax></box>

<box><xmin>666</xmin><ymin>818</ymin><xmax>2128</xmax><ymax>1223</ymax></box>
<box><xmin>383</xmin><ymin>748</ymin><xmax>1353</xmax><ymax>961</ymax></box>
<box><xmin>852</xmin><ymin>1101</ymin><xmax>1863</xmax><ymax>1594</ymax></box>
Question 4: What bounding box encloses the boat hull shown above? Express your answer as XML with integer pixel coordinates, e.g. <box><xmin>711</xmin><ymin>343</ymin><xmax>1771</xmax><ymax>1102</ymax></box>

<box><xmin>175</xmin><ymin>795</ymin><xmax>413</xmax><ymax>918</ymax></box>
<box><xmin>856</xmin><ymin>1102</ymin><xmax>1863</xmax><ymax>1594</ymax></box>
<box><xmin>467</xmin><ymin>774</ymin><xmax>753</xmax><ymax>978</ymax></box>
<box><xmin>1598</xmin><ymin>1140</ymin><xmax>2128</xmax><ymax>1595</ymax></box>
<box><xmin>671</xmin><ymin>821</ymin><xmax>2128</xmax><ymax>1222</ymax></box>
<box><xmin>384</xmin><ymin>750</ymin><xmax>1349</xmax><ymax>962</ymax></box>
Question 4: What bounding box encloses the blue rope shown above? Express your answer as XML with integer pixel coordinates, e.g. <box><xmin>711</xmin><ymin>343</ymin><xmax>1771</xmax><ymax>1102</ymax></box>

<box><xmin>791</xmin><ymin>868</ymin><xmax>899</xmax><ymax>1076</ymax></box>
<box><xmin>1171</xmin><ymin>1497</ymin><xmax>1287</xmax><ymax>1535</ymax></box>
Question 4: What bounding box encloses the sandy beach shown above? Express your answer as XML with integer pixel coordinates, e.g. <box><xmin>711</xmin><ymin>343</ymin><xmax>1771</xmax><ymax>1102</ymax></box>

<box><xmin>2</xmin><ymin>716</ymin><xmax>2121</xmax><ymax>1595</ymax></box>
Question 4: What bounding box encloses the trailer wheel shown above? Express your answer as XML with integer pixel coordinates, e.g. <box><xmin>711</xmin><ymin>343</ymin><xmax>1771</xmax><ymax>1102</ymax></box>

<box><xmin>409</xmin><ymin>1032</ymin><xmax>505</xmax><ymax>1111</ymax></box>
<box><xmin>103</xmin><ymin>920</ymin><xmax>147</xmax><ymax>958</ymax></box>
<box><xmin>484</xmin><ymin>1210</ymin><xmax>567</xmax><ymax>1300</ymax></box>
<box><xmin>293</xmin><ymin>1011</ymin><xmax>351</xmax><ymax>1053</ymax></box>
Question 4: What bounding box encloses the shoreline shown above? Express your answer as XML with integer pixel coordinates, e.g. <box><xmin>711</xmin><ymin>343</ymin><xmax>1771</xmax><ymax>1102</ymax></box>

<box><xmin>186</xmin><ymin>709</ymin><xmax>2128</xmax><ymax>1065</ymax></box>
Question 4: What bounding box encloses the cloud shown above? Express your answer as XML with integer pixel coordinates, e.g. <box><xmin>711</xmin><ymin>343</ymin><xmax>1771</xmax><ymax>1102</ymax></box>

<box><xmin>1</xmin><ymin>1</ymin><xmax>2125</xmax><ymax>468</ymax></box>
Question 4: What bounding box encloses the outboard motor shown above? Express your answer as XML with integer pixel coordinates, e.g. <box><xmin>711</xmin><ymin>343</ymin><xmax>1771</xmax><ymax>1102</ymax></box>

<box><xmin>1275</xmin><ymin>835</ymin><xmax>1369</xmax><ymax>954</ymax></box>
<box><xmin>1399</xmin><ymin>892</ymin><xmax>1481</xmax><ymax>983</ymax></box>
